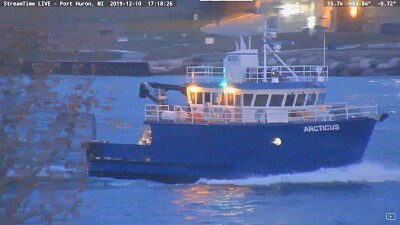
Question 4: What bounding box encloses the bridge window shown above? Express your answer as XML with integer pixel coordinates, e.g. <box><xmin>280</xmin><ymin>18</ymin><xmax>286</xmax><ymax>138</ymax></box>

<box><xmin>269</xmin><ymin>94</ymin><xmax>284</xmax><ymax>107</ymax></box>
<box><xmin>235</xmin><ymin>94</ymin><xmax>241</xmax><ymax>106</ymax></box>
<box><xmin>220</xmin><ymin>93</ymin><xmax>226</xmax><ymax>105</ymax></box>
<box><xmin>190</xmin><ymin>92</ymin><xmax>196</xmax><ymax>104</ymax></box>
<box><xmin>316</xmin><ymin>93</ymin><xmax>326</xmax><ymax>105</ymax></box>
<box><xmin>285</xmin><ymin>94</ymin><xmax>295</xmax><ymax>106</ymax></box>
<box><xmin>205</xmin><ymin>92</ymin><xmax>211</xmax><ymax>103</ymax></box>
<box><xmin>212</xmin><ymin>93</ymin><xmax>218</xmax><ymax>105</ymax></box>
<box><xmin>227</xmin><ymin>93</ymin><xmax>234</xmax><ymax>106</ymax></box>
<box><xmin>306</xmin><ymin>94</ymin><xmax>316</xmax><ymax>105</ymax></box>
<box><xmin>254</xmin><ymin>94</ymin><xmax>269</xmax><ymax>107</ymax></box>
<box><xmin>243</xmin><ymin>94</ymin><xmax>253</xmax><ymax>106</ymax></box>
<box><xmin>197</xmin><ymin>92</ymin><xmax>203</xmax><ymax>104</ymax></box>
<box><xmin>295</xmin><ymin>94</ymin><xmax>306</xmax><ymax>106</ymax></box>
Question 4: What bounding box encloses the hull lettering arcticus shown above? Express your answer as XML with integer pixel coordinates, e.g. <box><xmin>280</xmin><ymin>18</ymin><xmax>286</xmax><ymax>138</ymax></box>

<box><xmin>85</xmin><ymin>25</ymin><xmax>388</xmax><ymax>184</ymax></box>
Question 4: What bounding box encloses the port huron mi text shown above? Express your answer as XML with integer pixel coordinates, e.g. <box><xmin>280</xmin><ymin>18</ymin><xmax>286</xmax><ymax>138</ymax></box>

<box><xmin>3</xmin><ymin>0</ymin><xmax>95</xmax><ymax>7</ymax></box>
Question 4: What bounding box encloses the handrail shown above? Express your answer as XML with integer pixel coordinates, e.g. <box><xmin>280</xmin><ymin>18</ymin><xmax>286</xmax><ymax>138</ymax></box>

<box><xmin>186</xmin><ymin>65</ymin><xmax>328</xmax><ymax>83</ymax></box>
<box><xmin>145</xmin><ymin>104</ymin><xmax>378</xmax><ymax>124</ymax></box>
<box><xmin>245</xmin><ymin>65</ymin><xmax>328</xmax><ymax>83</ymax></box>
<box><xmin>186</xmin><ymin>66</ymin><xmax>224</xmax><ymax>83</ymax></box>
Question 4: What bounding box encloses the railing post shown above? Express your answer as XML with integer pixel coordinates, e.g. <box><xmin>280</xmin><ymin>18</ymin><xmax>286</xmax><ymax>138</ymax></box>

<box><xmin>156</xmin><ymin>105</ymin><xmax>159</xmax><ymax>121</ymax></box>
<box><xmin>263</xmin><ymin>109</ymin><xmax>266</xmax><ymax>124</ymax></box>
<box><xmin>145</xmin><ymin>105</ymin><xmax>147</xmax><ymax>120</ymax></box>
<box><xmin>225</xmin><ymin>110</ymin><xmax>227</xmax><ymax>124</ymax></box>
<box><xmin>174</xmin><ymin>106</ymin><xmax>176</xmax><ymax>123</ymax></box>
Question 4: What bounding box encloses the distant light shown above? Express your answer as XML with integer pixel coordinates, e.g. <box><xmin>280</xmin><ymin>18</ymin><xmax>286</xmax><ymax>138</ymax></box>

<box><xmin>189</xmin><ymin>86</ymin><xmax>199</xmax><ymax>92</ymax></box>
<box><xmin>117</xmin><ymin>37</ymin><xmax>128</xmax><ymax>42</ymax></box>
<box><xmin>350</xmin><ymin>7</ymin><xmax>357</xmax><ymax>18</ymax></box>
<box><xmin>271</xmin><ymin>138</ymin><xmax>282</xmax><ymax>146</ymax></box>
<box><xmin>255</xmin><ymin>0</ymin><xmax>261</xmax><ymax>8</ymax></box>
<box><xmin>205</xmin><ymin>37</ymin><xmax>214</xmax><ymax>45</ymax></box>
<box><xmin>219</xmin><ymin>81</ymin><xmax>228</xmax><ymax>88</ymax></box>
<box><xmin>307</xmin><ymin>16</ymin><xmax>316</xmax><ymax>29</ymax></box>
<box><xmin>281</xmin><ymin>3</ymin><xmax>301</xmax><ymax>17</ymax></box>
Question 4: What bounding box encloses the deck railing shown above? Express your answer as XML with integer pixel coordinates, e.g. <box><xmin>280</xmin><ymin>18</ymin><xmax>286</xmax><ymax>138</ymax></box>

<box><xmin>186</xmin><ymin>66</ymin><xmax>224</xmax><ymax>82</ymax></box>
<box><xmin>145</xmin><ymin>104</ymin><xmax>378</xmax><ymax>124</ymax></box>
<box><xmin>245</xmin><ymin>65</ymin><xmax>328</xmax><ymax>83</ymax></box>
<box><xmin>186</xmin><ymin>65</ymin><xmax>328</xmax><ymax>83</ymax></box>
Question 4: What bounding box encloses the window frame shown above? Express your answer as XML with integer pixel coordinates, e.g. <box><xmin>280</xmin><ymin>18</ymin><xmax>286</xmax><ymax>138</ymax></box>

<box><xmin>243</xmin><ymin>94</ymin><xmax>254</xmax><ymax>107</ymax></box>
<box><xmin>306</xmin><ymin>93</ymin><xmax>317</xmax><ymax>106</ymax></box>
<box><xmin>190</xmin><ymin>91</ymin><xmax>196</xmax><ymax>105</ymax></box>
<box><xmin>254</xmin><ymin>94</ymin><xmax>269</xmax><ymax>107</ymax></box>
<box><xmin>204</xmin><ymin>92</ymin><xmax>211</xmax><ymax>103</ymax></box>
<box><xmin>220</xmin><ymin>93</ymin><xmax>226</xmax><ymax>105</ymax></box>
<box><xmin>212</xmin><ymin>92</ymin><xmax>219</xmax><ymax>105</ymax></box>
<box><xmin>227</xmin><ymin>93</ymin><xmax>234</xmax><ymax>106</ymax></box>
<box><xmin>235</xmin><ymin>94</ymin><xmax>241</xmax><ymax>106</ymax></box>
<box><xmin>316</xmin><ymin>93</ymin><xmax>326</xmax><ymax>105</ymax></box>
<box><xmin>269</xmin><ymin>94</ymin><xmax>284</xmax><ymax>107</ymax></box>
<box><xmin>196</xmin><ymin>92</ymin><xmax>203</xmax><ymax>105</ymax></box>
<box><xmin>295</xmin><ymin>94</ymin><xmax>306</xmax><ymax>106</ymax></box>
<box><xmin>284</xmin><ymin>94</ymin><xmax>295</xmax><ymax>107</ymax></box>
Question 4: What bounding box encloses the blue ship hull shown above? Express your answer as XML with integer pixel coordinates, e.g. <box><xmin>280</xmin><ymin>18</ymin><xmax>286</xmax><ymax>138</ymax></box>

<box><xmin>86</xmin><ymin>117</ymin><xmax>377</xmax><ymax>183</ymax></box>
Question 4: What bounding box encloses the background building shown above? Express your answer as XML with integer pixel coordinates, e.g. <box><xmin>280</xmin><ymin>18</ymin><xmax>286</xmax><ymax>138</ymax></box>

<box><xmin>315</xmin><ymin>0</ymin><xmax>400</xmax><ymax>33</ymax></box>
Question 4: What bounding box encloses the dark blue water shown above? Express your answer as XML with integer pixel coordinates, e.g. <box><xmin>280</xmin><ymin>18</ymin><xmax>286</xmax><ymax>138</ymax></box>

<box><xmin>2</xmin><ymin>75</ymin><xmax>400</xmax><ymax>224</ymax></box>
<box><xmin>80</xmin><ymin>75</ymin><xmax>400</xmax><ymax>225</ymax></box>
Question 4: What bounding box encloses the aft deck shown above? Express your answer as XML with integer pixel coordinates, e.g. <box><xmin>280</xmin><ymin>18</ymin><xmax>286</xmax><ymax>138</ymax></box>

<box><xmin>145</xmin><ymin>104</ymin><xmax>378</xmax><ymax>124</ymax></box>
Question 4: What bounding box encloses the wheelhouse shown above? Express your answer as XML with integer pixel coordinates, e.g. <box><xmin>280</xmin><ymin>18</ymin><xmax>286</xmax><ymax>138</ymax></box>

<box><xmin>143</xmin><ymin>36</ymin><xmax>377</xmax><ymax>125</ymax></box>
<box><xmin>187</xmin><ymin>86</ymin><xmax>327</xmax><ymax>109</ymax></box>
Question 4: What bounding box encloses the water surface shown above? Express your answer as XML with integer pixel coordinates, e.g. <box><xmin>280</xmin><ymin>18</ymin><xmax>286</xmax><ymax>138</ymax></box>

<box><xmin>1</xmin><ymin>75</ymin><xmax>399</xmax><ymax>225</ymax></box>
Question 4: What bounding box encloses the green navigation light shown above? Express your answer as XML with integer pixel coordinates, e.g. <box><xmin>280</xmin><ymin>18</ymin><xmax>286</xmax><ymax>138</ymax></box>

<box><xmin>219</xmin><ymin>80</ymin><xmax>228</xmax><ymax>88</ymax></box>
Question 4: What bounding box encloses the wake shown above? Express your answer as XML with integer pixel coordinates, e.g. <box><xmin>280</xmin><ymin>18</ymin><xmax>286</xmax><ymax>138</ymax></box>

<box><xmin>199</xmin><ymin>161</ymin><xmax>400</xmax><ymax>186</ymax></box>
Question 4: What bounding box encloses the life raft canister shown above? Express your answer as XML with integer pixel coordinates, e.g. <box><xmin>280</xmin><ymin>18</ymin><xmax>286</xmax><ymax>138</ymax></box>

<box><xmin>188</xmin><ymin>112</ymin><xmax>203</xmax><ymax>122</ymax></box>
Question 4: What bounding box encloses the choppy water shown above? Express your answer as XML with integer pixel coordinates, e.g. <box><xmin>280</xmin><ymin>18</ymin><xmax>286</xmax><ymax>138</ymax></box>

<box><xmin>1</xmin><ymin>75</ymin><xmax>399</xmax><ymax>225</ymax></box>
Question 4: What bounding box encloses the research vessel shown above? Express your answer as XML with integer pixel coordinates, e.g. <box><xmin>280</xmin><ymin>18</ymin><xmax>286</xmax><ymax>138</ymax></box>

<box><xmin>86</xmin><ymin>30</ymin><xmax>388</xmax><ymax>183</ymax></box>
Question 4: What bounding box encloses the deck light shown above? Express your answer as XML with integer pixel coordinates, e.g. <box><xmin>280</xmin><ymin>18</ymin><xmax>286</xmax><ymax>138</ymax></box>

<box><xmin>189</xmin><ymin>86</ymin><xmax>199</xmax><ymax>92</ymax></box>
<box><xmin>271</xmin><ymin>138</ymin><xmax>282</xmax><ymax>146</ymax></box>
<box><xmin>226</xmin><ymin>87</ymin><xmax>236</xmax><ymax>94</ymax></box>
<box><xmin>307</xmin><ymin>16</ymin><xmax>316</xmax><ymax>29</ymax></box>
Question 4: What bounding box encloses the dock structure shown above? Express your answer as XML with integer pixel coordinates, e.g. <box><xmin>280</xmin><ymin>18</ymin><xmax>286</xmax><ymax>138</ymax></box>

<box><xmin>20</xmin><ymin>60</ymin><xmax>151</xmax><ymax>76</ymax></box>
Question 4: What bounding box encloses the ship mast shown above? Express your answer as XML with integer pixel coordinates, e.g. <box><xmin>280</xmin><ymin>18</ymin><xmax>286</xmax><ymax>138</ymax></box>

<box><xmin>263</xmin><ymin>17</ymin><xmax>267</xmax><ymax>81</ymax></box>
<box><xmin>323</xmin><ymin>32</ymin><xmax>326</xmax><ymax>66</ymax></box>
<box><xmin>261</xmin><ymin>11</ymin><xmax>298</xmax><ymax>79</ymax></box>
